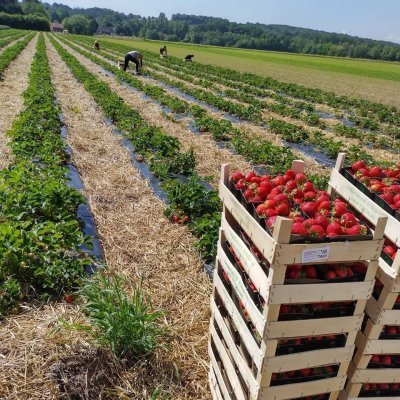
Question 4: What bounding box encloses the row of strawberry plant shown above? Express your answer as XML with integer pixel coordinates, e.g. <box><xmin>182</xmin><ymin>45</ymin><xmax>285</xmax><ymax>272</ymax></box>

<box><xmin>67</xmin><ymin>36</ymin><xmax>372</xmax><ymax>163</ymax></box>
<box><xmin>0</xmin><ymin>34</ymin><xmax>90</xmax><ymax>317</ymax></box>
<box><xmin>0</xmin><ymin>31</ymin><xmax>34</xmax><ymax>79</ymax></box>
<box><xmin>0</xmin><ymin>30</ymin><xmax>28</xmax><ymax>48</ymax></box>
<box><xmin>49</xmin><ymin>35</ymin><xmax>224</xmax><ymax>262</ymax></box>
<box><xmin>141</xmin><ymin>58</ymin><xmax>324</xmax><ymax>127</ymax></box>
<box><xmin>57</xmin><ymin>35</ymin><xmax>297</xmax><ymax>171</ymax></box>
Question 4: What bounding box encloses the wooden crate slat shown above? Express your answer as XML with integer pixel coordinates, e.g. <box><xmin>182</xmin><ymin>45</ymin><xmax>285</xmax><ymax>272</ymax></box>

<box><xmin>329</xmin><ymin>168</ymin><xmax>399</xmax><ymax>246</ymax></box>
<box><xmin>377</xmin><ymin>257</ymin><xmax>400</xmax><ymax>291</ymax></box>
<box><xmin>366</xmin><ymin>297</ymin><xmax>400</xmax><ymax>325</ymax></box>
<box><xmin>209</xmin><ymin>345</ymin><xmax>232</xmax><ymax>400</ymax></box>
<box><xmin>264</xmin><ymin>314</ymin><xmax>363</xmax><ymax>339</ymax></box>
<box><xmin>219</xmin><ymin>177</ymin><xmax>275</xmax><ymax>263</ymax></box>
<box><xmin>217</xmin><ymin>242</ymin><xmax>265</xmax><ymax>335</ymax></box>
<box><xmin>210</xmin><ymin>319</ymin><xmax>248</xmax><ymax>400</ymax></box>
<box><xmin>262</xmin><ymin>345</ymin><xmax>354</xmax><ymax>374</ymax></box>
<box><xmin>259</xmin><ymin>376</ymin><xmax>346</xmax><ymax>400</ymax></box>
<box><xmin>214</xmin><ymin>273</ymin><xmax>263</xmax><ymax>367</ymax></box>
<box><xmin>351</xmin><ymin>368</ymin><xmax>400</xmax><ymax>383</ymax></box>
<box><xmin>211</xmin><ymin>299</ymin><xmax>259</xmax><ymax>395</ymax></box>
<box><xmin>274</xmin><ymin>240</ymin><xmax>382</xmax><ymax>265</ymax></box>
<box><xmin>221</xmin><ymin>213</ymin><xmax>270</xmax><ymax>300</ymax></box>
<box><xmin>209</xmin><ymin>368</ymin><xmax>224</xmax><ymax>400</ymax></box>
<box><xmin>269</xmin><ymin>281</ymin><xmax>373</xmax><ymax>305</ymax></box>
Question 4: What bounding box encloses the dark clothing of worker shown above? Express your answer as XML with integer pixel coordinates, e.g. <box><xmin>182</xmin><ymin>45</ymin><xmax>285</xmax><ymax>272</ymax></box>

<box><xmin>124</xmin><ymin>51</ymin><xmax>143</xmax><ymax>73</ymax></box>
<box><xmin>94</xmin><ymin>42</ymin><xmax>100</xmax><ymax>50</ymax></box>
<box><xmin>160</xmin><ymin>46</ymin><xmax>167</xmax><ymax>56</ymax></box>
<box><xmin>184</xmin><ymin>54</ymin><xmax>194</xmax><ymax>61</ymax></box>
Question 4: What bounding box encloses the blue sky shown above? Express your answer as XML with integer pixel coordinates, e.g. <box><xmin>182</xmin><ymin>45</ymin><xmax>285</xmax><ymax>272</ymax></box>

<box><xmin>51</xmin><ymin>0</ymin><xmax>400</xmax><ymax>44</ymax></box>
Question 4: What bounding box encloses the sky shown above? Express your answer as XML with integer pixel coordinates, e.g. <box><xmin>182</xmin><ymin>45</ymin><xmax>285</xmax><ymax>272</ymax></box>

<box><xmin>49</xmin><ymin>0</ymin><xmax>400</xmax><ymax>44</ymax></box>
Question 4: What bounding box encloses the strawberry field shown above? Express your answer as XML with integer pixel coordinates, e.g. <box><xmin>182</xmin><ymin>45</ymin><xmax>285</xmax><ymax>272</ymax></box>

<box><xmin>0</xmin><ymin>30</ymin><xmax>399</xmax><ymax>399</ymax></box>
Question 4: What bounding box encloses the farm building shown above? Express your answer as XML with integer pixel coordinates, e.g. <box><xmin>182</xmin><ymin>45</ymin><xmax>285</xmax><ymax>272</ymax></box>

<box><xmin>50</xmin><ymin>22</ymin><xmax>64</xmax><ymax>33</ymax></box>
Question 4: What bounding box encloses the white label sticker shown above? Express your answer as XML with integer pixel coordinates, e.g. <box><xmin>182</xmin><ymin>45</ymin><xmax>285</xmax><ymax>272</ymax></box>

<box><xmin>302</xmin><ymin>246</ymin><xmax>330</xmax><ymax>263</ymax></box>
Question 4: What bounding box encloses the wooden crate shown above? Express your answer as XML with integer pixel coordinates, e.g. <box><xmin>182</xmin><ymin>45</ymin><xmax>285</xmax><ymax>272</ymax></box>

<box><xmin>329</xmin><ymin>153</ymin><xmax>400</xmax><ymax>399</ymax></box>
<box><xmin>209</xmin><ymin>161</ymin><xmax>387</xmax><ymax>400</ymax></box>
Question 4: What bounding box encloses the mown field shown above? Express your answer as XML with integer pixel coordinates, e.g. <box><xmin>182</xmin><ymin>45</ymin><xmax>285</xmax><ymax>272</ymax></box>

<box><xmin>106</xmin><ymin>36</ymin><xmax>400</xmax><ymax>107</ymax></box>
<box><xmin>0</xmin><ymin>29</ymin><xmax>399</xmax><ymax>399</ymax></box>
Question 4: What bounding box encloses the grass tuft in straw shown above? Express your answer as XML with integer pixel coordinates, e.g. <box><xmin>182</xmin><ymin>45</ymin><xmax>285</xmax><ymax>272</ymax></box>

<box><xmin>80</xmin><ymin>272</ymin><xmax>165</xmax><ymax>359</ymax></box>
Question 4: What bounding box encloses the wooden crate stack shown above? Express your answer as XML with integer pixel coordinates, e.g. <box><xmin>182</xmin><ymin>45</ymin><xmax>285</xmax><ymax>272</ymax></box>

<box><xmin>209</xmin><ymin>160</ymin><xmax>387</xmax><ymax>400</ymax></box>
<box><xmin>329</xmin><ymin>154</ymin><xmax>400</xmax><ymax>400</ymax></box>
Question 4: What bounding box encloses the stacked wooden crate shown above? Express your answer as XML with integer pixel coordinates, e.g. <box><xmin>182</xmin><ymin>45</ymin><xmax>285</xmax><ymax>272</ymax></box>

<box><xmin>209</xmin><ymin>159</ymin><xmax>387</xmax><ymax>400</ymax></box>
<box><xmin>329</xmin><ymin>154</ymin><xmax>400</xmax><ymax>400</ymax></box>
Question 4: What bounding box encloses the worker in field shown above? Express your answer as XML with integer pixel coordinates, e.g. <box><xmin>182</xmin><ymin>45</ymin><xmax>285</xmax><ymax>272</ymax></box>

<box><xmin>123</xmin><ymin>50</ymin><xmax>143</xmax><ymax>74</ymax></box>
<box><xmin>160</xmin><ymin>45</ymin><xmax>167</xmax><ymax>57</ymax></box>
<box><xmin>94</xmin><ymin>40</ymin><xmax>100</xmax><ymax>51</ymax></box>
<box><xmin>184</xmin><ymin>54</ymin><xmax>194</xmax><ymax>61</ymax></box>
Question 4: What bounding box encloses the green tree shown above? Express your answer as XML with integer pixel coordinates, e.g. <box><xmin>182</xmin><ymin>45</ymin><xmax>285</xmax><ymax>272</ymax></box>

<box><xmin>0</xmin><ymin>0</ymin><xmax>22</xmax><ymax>14</ymax></box>
<box><xmin>63</xmin><ymin>14</ymin><xmax>97</xmax><ymax>35</ymax></box>
<box><xmin>22</xmin><ymin>0</ymin><xmax>48</xmax><ymax>19</ymax></box>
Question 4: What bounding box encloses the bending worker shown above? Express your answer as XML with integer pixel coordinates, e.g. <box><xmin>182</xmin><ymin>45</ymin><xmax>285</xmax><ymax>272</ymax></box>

<box><xmin>160</xmin><ymin>45</ymin><xmax>167</xmax><ymax>56</ymax></box>
<box><xmin>123</xmin><ymin>50</ymin><xmax>143</xmax><ymax>74</ymax></box>
<box><xmin>94</xmin><ymin>40</ymin><xmax>100</xmax><ymax>50</ymax></box>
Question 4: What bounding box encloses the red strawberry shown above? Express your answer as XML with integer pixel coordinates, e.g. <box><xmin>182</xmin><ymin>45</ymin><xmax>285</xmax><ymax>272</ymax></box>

<box><xmin>317</xmin><ymin>200</ymin><xmax>332</xmax><ymax>212</ymax></box>
<box><xmin>291</xmin><ymin>222</ymin><xmax>307</xmax><ymax>235</ymax></box>
<box><xmin>304</xmin><ymin>191</ymin><xmax>316</xmax><ymax>201</ymax></box>
<box><xmin>300</xmin><ymin>368</ymin><xmax>312</xmax><ymax>377</ymax></box>
<box><xmin>250</xmin><ymin>176</ymin><xmax>262</xmax><ymax>184</ymax></box>
<box><xmin>352</xmin><ymin>160</ymin><xmax>367</xmax><ymax>172</ymax></box>
<box><xmin>295</xmin><ymin>173</ymin><xmax>307</xmax><ymax>184</ymax></box>
<box><xmin>334</xmin><ymin>265</ymin><xmax>348</xmax><ymax>278</ymax></box>
<box><xmin>340</xmin><ymin>213</ymin><xmax>357</xmax><ymax>228</ymax></box>
<box><xmin>274</xmin><ymin>193</ymin><xmax>289</xmax><ymax>204</ymax></box>
<box><xmin>276</xmin><ymin>203</ymin><xmax>289</xmax><ymax>216</ymax></box>
<box><xmin>394</xmin><ymin>200</ymin><xmax>400</xmax><ymax>209</ymax></box>
<box><xmin>314</xmin><ymin>215</ymin><xmax>329</xmax><ymax>229</ymax></box>
<box><xmin>300</xmin><ymin>202</ymin><xmax>317</xmax><ymax>217</ymax></box>
<box><xmin>332</xmin><ymin>202</ymin><xmax>349</xmax><ymax>217</ymax></box>
<box><xmin>235</xmin><ymin>179</ymin><xmax>247</xmax><ymax>190</ymax></box>
<box><xmin>264</xmin><ymin>199</ymin><xmax>277</xmax><ymax>209</ymax></box>
<box><xmin>285</xmin><ymin>180</ymin><xmax>297</xmax><ymax>191</ymax></box>
<box><xmin>65</xmin><ymin>294</ymin><xmax>73</xmax><ymax>303</ymax></box>
<box><xmin>266</xmin><ymin>216</ymin><xmax>277</xmax><ymax>228</ymax></box>
<box><xmin>265</xmin><ymin>209</ymin><xmax>279</xmax><ymax>217</ymax></box>
<box><xmin>309</xmin><ymin>225</ymin><xmax>325</xmax><ymax>237</ymax></box>
<box><xmin>381</xmin><ymin>354</ymin><xmax>392</xmax><ymax>365</ymax></box>
<box><xmin>284</xmin><ymin>169</ymin><xmax>296</xmax><ymax>180</ymax></box>
<box><xmin>305</xmin><ymin>266</ymin><xmax>318</xmax><ymax>279</ymax></box>
<box><xmin>325</xmin><ymin>270</ymin><xmax>336</xmax><ymax>279</ymax></box>
<box><xmin>245</xmin><ymin>171</ymin><xmax>256</xmax><ymax>181</ymax></box>
<box><xmin>243</xmin><ymin>189</ymin><xmax>253</xmax><ymax>200</ymax></box>
<box><xmin>326</xmin><ymin>222</ymin><xmax>344</xmax><ymax>235</ymax></box>
<box><xmin>384</xmin><ymin>245</ymin><xmax>397</xmax><ymax>257</ymax></box>
<box><xmin>315</xmin><ymin>195</ymin><xmax>330</xmax><ymax>205</ymax></box>
<box><xmin>257</xmin><ymin>186</ymin><xmax>269</xmax><ymax>199</ymax></box>
<box><xmin>231</xmin><ymin>171</ymin><xmax>245</xmax><ymax>182</ymax></box>
<box><xmin>369</xmin><ymin>166</ymin><xmax>382</xmax><ymax>177</ymax></box>
<box><xmin>271</xmin><ymin>175</ymin><xmax>285</xmax><ymax>186</ymax></box>
<box><xmin>256</xmin><ymin>204</ymin><xmax>269</xmax><ymax>216</ymax></box>
<box><xmin>351</xmin><ymin>261</ymin><xmax>367</xmax><ymax>273</ymax></box>
<box><xmin>302</xmin><ymin>181</ymin><xmax>314</xmax><ymax>192</ymax></box>
<box><xmin>345</xmin><ymin>224</ymin><xmax>368</xmax><ymax>235</ymax></box>
<box><xmin>303</xmin><ymin>218</ymin><xmax>317</xmax><ymax>229</ymax></box>
<box><xmin>386</xmin><ymin>326</ymin><xmax>397</xmax><ymax>335</ymax></box>
<box><xmin>380</xmin><ymin>192</ymin><xmax>394</xmax><ymax>204</ymax></box>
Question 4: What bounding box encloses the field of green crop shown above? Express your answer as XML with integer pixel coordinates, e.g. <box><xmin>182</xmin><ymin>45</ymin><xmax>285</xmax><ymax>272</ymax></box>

<box><xmin>105</xmin><ymin>36</ymin><xmax>400</xmax><ymax>107</ymax></box>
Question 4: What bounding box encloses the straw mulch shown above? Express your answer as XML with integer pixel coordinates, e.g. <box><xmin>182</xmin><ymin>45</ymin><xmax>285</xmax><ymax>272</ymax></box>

<box><xmin>0</xmin><ymin>34</ymin><xmax>38</xmax><ymax>170</ymax></box>
<box><xmin>17</xmin><ymin>37</ymin><xmax>210</xmax><ymax>399</ymax></box>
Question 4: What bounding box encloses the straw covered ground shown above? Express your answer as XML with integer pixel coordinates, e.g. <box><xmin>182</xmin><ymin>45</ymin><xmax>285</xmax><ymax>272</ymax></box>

<box><xmin>0</xmin><ymin>34</ymin><xmax>37</xmax><ymax>169</ymax></box>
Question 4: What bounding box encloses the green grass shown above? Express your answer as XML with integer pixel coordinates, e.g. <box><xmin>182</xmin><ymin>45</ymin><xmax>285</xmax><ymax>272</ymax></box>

<box><xmin>103</xmin><ymin>37</ymin><xmax>400</xmax><ymax>82</ymax></box>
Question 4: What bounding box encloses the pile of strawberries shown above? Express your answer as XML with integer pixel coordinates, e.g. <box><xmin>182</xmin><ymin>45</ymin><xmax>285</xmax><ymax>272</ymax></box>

<box><xmin>363</xmin><ymin>382</ymin><xmax>400</xmax><ymax>391</ymax></box>
<box><xmin>279</xmin><ymin>301</ymin><xmax>353</xmax><ymax>318</ymax></box>
<box><xmin>350</xmin><ymin>160</ymin><xmax>400</xmax><ymax>210</ymax></box>
<box><xmin>231</xmin><ymin>169</ymin><xmax>369</xmax><ymax>238</ymax></box>
<box><xmin>382</xmin><ymin>325</ymin><xmax>400</xmax><ymax>336</ymax></box>
<box><xmin>279</xmin><ymin>334</ymin><xmax>341</xmax><ymax>346</ymax></box>
<box><xmin>369</xmin><ymin>354</ymin><xmax>400</xmax><ymax>367</ymax></box>
<box><xmin>271</xmin><ymin>365</ymin><xmax>337</xmax><ymax>384</ymax></box>
<box><xmin>285</xmin><ymin>261</ymin><xmax>366</xmax><ymax>280</ymax></box>
<box><xmin>383</xmin><ymin>242</ymin><xmax>398</xmax><ymax>262</ymax></box>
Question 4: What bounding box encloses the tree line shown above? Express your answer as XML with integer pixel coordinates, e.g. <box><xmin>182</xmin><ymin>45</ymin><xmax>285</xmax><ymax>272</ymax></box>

<box><xmin>2</xmin><ymin>1</ymin><xmax>400</xmax><ymax>62</ymax></box>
